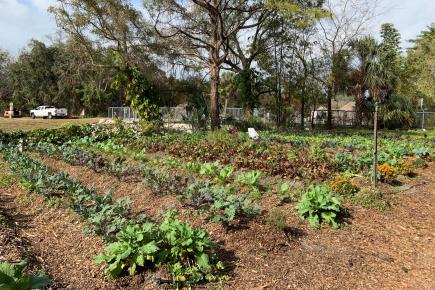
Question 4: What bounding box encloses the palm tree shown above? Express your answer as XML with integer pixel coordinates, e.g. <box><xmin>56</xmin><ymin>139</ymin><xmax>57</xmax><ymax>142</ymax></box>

<box><xmin>350</xmin><ymin>37</ymin><xmax>378</xmax><ymax>127</ymax></box>
<box><xmin>364</xmin><ymin>41</ymin><xmax>392</xmax><ymax>188</ymax></box>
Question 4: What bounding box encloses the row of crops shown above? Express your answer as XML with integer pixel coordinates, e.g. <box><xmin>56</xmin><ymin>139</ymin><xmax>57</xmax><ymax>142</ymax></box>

<box><xmin>0</xmin><ymin>123</ymin><xmax>433</xmax><ymax>288</ymax></box>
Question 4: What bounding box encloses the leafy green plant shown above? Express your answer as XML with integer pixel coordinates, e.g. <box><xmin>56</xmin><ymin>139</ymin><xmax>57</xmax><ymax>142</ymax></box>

<box><xmin>184</xmin><ymin>161</ymin><xmax>201</xmax><ymax>173</ymax></box>
<box><xmin>96</xmin><ymin>210</ymin><xmax>223</xmax><ymax>283</ymax></box>
<box><xmin>277</xmin><ymin>182</ymin><xmax>295</xmax><ymax>204</ymax></box>
<box><xmin>199</xmin><ymin>161</ymin><xmax>220</xmax><ymax>176</ymax></box>
<box><xmin>181</xmin><ymin>183</ymin><xmax>260</xmax><ymax>227</ymax></box>
<box><xmin>208</xmin><ymin>187</ymin><xmax>260</xmax><ymax>227</ymax></box>
<box><xmin>158</xmin><ymin>210</ymin><xmax>223</xmax><ymax>283</ymax></box>
<box><xmin>412</xmin><ymin>146</ymin><xmax>432</xmax><ymax>158</ymax></box>
<box><xmin>236</xmin><ymin>170</ymin><xmax>261</xmax><ymax>187</ymax></box>
<box><xmin>0</xmin><ymin>260</ymin><xmax>49</xmax><ymax>290</ymax></box>
<box><xmin>216</xmin><ymin>165</ymin><xmax>234</xmax><ymax>183</ymax></box>
<box><xmin>95</xmin><ymin>221</ymin><xmax>160</xmax><ymax>277</ymax></box>
<box><xmin>296</xmin><ymin>185</ymin><xmax>342</xmax><ymax>229</ymax></box>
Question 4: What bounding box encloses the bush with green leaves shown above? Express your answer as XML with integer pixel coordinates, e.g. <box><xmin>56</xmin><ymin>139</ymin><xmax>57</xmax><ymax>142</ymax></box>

<box><xmin>96</xmin><ymin>210</ymin><xmax>223</xmax><ymax>283</ymax></box>
<box><xmin>95</xmin><ymin>221</ymin><xmax>160</xmax><ymax>277</ymax></box>
<box><xmin>0</xmin><ymin>260</ymin><xmax>49</xmax><ymax>290</ymax></box>
<box><xmin>216</xmin><ymin>165</ymin><xmax>234</xmax><ymax>183</ymax></box>
<box><xmin>296</xmin><ymin>185</ymin><xmax>343</xmax><ymax>229</ymax></box>
<box><xmin>158</xmin><ymin>210</ymin><xmax>223</xmax><ymax>283</ymax></box>
<box><xmin>199</xmin><ymin>161</ymin><xmax>220</xmax><ymax>176</ymax></box>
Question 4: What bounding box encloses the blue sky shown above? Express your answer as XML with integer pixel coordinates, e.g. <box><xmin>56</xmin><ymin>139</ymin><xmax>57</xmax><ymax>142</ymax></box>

<box><xmin>0</xmin><ymin>0</ymin><xmax>433</xmax><ymax>56</ymax></box>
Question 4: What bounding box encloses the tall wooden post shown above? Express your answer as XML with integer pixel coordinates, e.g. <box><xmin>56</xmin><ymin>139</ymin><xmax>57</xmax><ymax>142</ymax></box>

<box><xmin>372</xmin><ymin>101</ymin><xmax>378</xmax><ymax>188</ymax></box>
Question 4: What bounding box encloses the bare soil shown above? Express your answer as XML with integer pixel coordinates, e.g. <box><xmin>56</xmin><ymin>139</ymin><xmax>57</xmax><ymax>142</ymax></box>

<box><xmin>1</xmin><ymin>155</ymin><xmax>434</xmax><ymax>289</ymax></box>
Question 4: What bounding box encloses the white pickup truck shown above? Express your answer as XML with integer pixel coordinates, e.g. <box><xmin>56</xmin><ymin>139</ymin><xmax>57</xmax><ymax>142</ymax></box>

<box><xmin>30</xmin><ymin>106</ymin><xmax>68</xmax><ymax>119</ymax></box>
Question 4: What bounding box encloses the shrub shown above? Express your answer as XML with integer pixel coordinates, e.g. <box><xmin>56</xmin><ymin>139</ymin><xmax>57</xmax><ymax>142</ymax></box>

<box><xmin>0</xmin><ymin>260</ymin><xmax>49</xmax><ymax>290</ymax></box>
<box><xmin>330</xmin><ymin>175</ymin><xmax>359</xmax><ymax>197</ymax></box>
<box><xmin>295</xmin><ymin>185</ymin><xmax>342</xmax><ymax>229</ymax></box>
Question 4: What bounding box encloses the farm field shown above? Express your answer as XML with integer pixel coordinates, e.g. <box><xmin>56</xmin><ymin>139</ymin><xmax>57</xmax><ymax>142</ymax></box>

<box><xmin>0</xmin><ymin>123</ymin><xmax>434</xmax><ymax>289</ymax></box>
<box><xmin>0</xmin><ymin>117</ymin><xmax>103</xmax><ymax>132</ymax></box>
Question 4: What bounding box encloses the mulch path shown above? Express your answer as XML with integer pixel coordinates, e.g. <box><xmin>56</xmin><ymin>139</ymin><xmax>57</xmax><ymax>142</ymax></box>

<box><xmin>2</xmin><ymin>154</ymin><xmax>434</xmax><ymax>289</ymax></box>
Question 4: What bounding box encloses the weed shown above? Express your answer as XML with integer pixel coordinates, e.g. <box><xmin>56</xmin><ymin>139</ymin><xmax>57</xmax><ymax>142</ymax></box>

<box><xmin>350</xmin><ymin>187</ymin><xmax>388</xmax><ymax>211</ymax></box>
<box><xmin>267</xmin><ymin>208</ymin><xmax>287</xmax><ymax>230</ymax></box>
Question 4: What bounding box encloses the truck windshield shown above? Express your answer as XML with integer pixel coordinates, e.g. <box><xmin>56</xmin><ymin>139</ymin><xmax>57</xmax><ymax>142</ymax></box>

<box><xmin>45</xmin><ymin>106</ymin><xmax>55</xmax><ymax>109</ymax></box>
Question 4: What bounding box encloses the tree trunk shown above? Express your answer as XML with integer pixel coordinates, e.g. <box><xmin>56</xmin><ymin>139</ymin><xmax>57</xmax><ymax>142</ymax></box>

<box><xmin>354</xmin><ymin>84</ymin><xmax>364</xmax><ymax>127</ymax></box>
<box><xmin>327</xmin><ymin>87</ymin><xmax>332</xmax><ymax>129</ymax></box>
<box><xmin>372</xmin><ymin>101</ymin><xmax>378</xmax><ymax>188</ymax></box>
<box><xmin>210</xmin><ymin>63</ymin><xmax>220</xmax><ymax>130</ymax></box>
<box><xmin>300</xmin><ymin>96</ymin><xmax>305</xmax><ymax>129</ymax></box>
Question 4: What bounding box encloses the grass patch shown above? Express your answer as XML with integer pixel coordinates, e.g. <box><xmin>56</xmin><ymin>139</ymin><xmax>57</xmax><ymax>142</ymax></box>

<box><xmin>0</xmin><ymin>117</ymin><xmax>101</xmax><ymax>132</ymax></box>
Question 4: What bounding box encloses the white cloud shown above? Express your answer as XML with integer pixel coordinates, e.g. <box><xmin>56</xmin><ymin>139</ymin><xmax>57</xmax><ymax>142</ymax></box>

<box><xmin>372</xmin><ymin>0</ymin><xmax>434</xmax><ymax>49</ymax></box>
<box><xmin>30</xmin><ymin>0</ymin><xmax>55</xmax><ymax>11</ymax></box>
<box><xmin>0</xmin><ymin>0</ymin><xmax>57</xmax><ymax>55</ymax></box>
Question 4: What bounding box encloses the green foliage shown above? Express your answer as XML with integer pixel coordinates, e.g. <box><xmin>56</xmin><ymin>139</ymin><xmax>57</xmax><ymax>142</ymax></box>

<box><xmin>112</xmin><ymin>64</ymin><xmax>159</xmax><ymax>122</ymax></box>
<box><xmin>296</xmin><ymin>185</ymin><xmax>342</xmax><ymax>229</ymax></box>
<box><xmin>236</xmin><ymin>170</ymin><xmax>261</xmax><ymax>187</ymax></box>
<box><xmin>95</xmin><ymin>221</ymin><xmax>160</xmax><ymax>277</ymax></box>
<box><xmin>143</xmin><ymin>165</ymin><xmax>186</xmax><ymax>195</ymax></box>
<box><xmin>199</xmin><ymin>161</ymin><xmax>220</xmax><ymax>176</ymax></box>
<box><xmin>96</xmin><ymin>210</ymin><xmax>223</xmax><ymax>283</ymax></box>
<box><xmin>3</xmin><ymin>148</ymin><xmax>130</xmax><ymax>241</ymax></box>
<box><xmin>158</xmin><ymin>210</ymin><xmax>223</xmax><ymax>283</ymax></box>
<box><xmin>399</xmin><ymin>24</ymin><xmax>435</xmax><ymax>109</ymax></box>
<box><xmin>181</xmin><ymin>182</ymin><xmax>260</xmax><ymax>227</ymax></box>
<box><xmin>208</xmin><ymin>188</ymin><xmax>260</xmax><ymax>226</ymax></box>
<box><xmin>0</xmin><ymin>260</ymin><xmax>49</xmax><ymax>290</ymax></box>
<box><xmin>277</xmin><ymin>182</ymin><xmax>295</xmax><ymax>204</ymax></box>
<box><xmin>216</xmin><ymin>165</ymin><xmax>234</xmax><ymax>183</ymax></box>
<box><xmin>335</xmin><ymin>152</ymin><xmax>358</xmax><ymax>173</ymax></box>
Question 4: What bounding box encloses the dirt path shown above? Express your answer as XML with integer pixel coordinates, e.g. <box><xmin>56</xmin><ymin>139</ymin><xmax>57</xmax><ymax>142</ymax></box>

<box><xmin>1</xmin><ymin>154</ymin><xmax>434</xmax><ymax>289</ymax></box>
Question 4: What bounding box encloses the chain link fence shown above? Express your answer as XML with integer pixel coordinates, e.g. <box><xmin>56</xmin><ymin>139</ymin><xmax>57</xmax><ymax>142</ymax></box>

<box><xmin>415</xmin><ymin>112</ymin><xmax>435</xmax><ymax>129</ymax></box>
<box><xmin>107</xmin><ymin>107</ymin><xmax>138</xmax><ymax>121</ymax></box>
<box><xmin>108</xmin><ymin>107</ymin><xmax>435</xmax><ymax>130</ymax></box>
